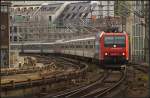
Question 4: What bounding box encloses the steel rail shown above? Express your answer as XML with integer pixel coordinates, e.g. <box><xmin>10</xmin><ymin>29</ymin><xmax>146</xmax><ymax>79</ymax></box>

<box><xmin>49</xmin><ymin>65</ymin><xmax>126</xmax><ymax>98</ymax></box>
<box><xmin>1</xmin><ymin>55</ymin><xmax>88</xmax><ymax>92</ymax></box>
<box><xmin>45</xmin><ymin>70</ymin><xmax>107</xmax><ymax>98</ymax></box>
<box><xmin>94</xmin><ymin>65</ymin><xmax>127</xmax><ymax>98</ymax></box>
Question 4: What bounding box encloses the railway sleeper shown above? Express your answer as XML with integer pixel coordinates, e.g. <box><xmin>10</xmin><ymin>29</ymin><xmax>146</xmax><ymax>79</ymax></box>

<box><xmin>103</xmin><ymin>80</ymin><xmax>120</xmax><ymax>83</ymax></box>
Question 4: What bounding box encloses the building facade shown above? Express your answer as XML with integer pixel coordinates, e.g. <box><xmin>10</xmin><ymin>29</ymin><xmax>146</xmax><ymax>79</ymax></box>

<box><xmin>0</xmin><ymin>1</ymin><xmax>11</xmax><ymax>68</ymax></box>
<box><xmin>144</xmin><ymin>1</ymin><xmax>149</xmax><ymax>63</ymax></box>
<box><xmin>131</xmin><ymin>1</ymin><xmax>145</xmax><ymax>63</ymax></box>
<box><xmin>125</xmin><ymin>1</ymin><xmax>149</xmax><ymax>63</ymax></box>
<box><xmin>10</xmin><ymin>1</ymin><xmax>99</xmax><ymax>43</ymax></box>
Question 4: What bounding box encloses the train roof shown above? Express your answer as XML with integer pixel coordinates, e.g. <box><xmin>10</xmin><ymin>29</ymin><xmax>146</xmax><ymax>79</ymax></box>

<box><xmin>99</xmin><ymin>31</ymin><xmax>127</xmax><ymax>38</ymax></box>
<box><xmin>11</xmin><ymin>36</ymin><xmax>95</xmax><ymax>46</ymax></box>
<box><xmin>103</xmin><ymin>32</ymin><xmax>126</xmax><ymax>35</ymax></box>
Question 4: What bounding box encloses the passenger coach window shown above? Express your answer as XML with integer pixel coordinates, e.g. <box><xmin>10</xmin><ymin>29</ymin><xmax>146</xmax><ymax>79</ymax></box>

<box><xmin>104</xmin><ymin>36</ymin><xmax>125</xmax><ymax>47</ymax></box>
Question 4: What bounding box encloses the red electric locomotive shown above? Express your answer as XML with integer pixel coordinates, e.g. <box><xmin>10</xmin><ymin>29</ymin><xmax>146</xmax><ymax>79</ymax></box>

<box><xmin>99</xmin><ymin>31</ymin><xmax>129</xmax><ymax>64</ymax></box>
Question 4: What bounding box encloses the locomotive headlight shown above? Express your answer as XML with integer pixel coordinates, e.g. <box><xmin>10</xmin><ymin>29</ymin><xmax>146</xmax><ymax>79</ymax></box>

<box><xmin>122</xmin><ymin>52</ymin><xmax>125</xmax><ymax>56</ymax></box>
<box><xmin>105</xmin><ymin>52</ymin><xmax>108</xmax><ymax>56</ymax></box>
<box><xmin>113</xmin><ymin>44</ymin><xmax>116</xmax><ymax>48</ymax></box>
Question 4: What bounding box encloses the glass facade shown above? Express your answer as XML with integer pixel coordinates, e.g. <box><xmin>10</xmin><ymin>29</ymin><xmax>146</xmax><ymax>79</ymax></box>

<box><xmin>131</xmin><ymin>1</ymin><xmax>145</xmax><ymax>63</ymax></box>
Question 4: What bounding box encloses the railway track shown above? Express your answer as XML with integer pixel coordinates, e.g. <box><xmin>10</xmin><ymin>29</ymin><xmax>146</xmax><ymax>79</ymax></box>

<box><xmin>1</xmin><ymin>67</ymin><xmax>48</xmax><ymax>76</ymax></box>
<box><xmin>1</xmin><ymin>54</ymin><xmax>128</xmax><ymax>98</ymax></box>
<box><xmin>1</xmin><ymin>55</ymin><xmax>88</xmax><ymax>98</ymax></box>
<box><xmin>0</xmin><ymin>55</ymin><xmax>80</xmax><ymax>76</ymax></box>
<box><xmin>132</xmin><ymin>65</ymin><xmax>148</xmax><ymax>73</ymax></box>
<box><xmin>126</xmin><ymin>63</ymin><xmax>149</xmax><ymax>98</ymax></box>
<box><xmin>127</xmin><ymin>62</ymin><xmax>149</xmax><ymax>73</ymax></box>
<box><xmin>1</xmin><ymin>55</ymin><xmax>54</xmax><ymax>76</ymax></box>
<box><xmin>44</xmin><ymin>65</ymin><xmax>127</xmax><ymax>98</ymax></box>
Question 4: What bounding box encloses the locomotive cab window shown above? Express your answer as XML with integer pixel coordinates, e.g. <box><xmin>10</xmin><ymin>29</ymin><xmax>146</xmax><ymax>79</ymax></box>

<box><xmin>104</xmin><ymin>36</ymin><xmax>126</xmax><ymax>47</ymax></box>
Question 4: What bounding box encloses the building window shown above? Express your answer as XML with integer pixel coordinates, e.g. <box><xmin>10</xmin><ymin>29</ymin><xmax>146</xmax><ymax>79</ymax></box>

<box><xmin>29</xmin><ymin>7</ymin><xmax>32</xmax><ymax>10</ymax></box>
<box><xmin>79</xmin><ymin>12</ymin><xmax>83</xmax><ymax>17</ymax></box>
<box><xmin>10</xmin><ymin>8</ymin><xmax>14</xmax><ymax>12</ymax></box>
<box><xmin>14</xmin><ymin>26</ymin><xmax>17</xmax><ymax>32</ymax></box>
<box><xmin>49</xmin><ymin>16</ymin><xmax>52</xmax><ymax>21</ymax></box>
<box><xmin>24</xmin><ymin>28</ymin><xmax>27</xmax><ymax>32</ymax></box>
<box><xmin>41</xmin><ymin>7</ymin><xmax>46</xmax><ymax>11</ymax></box>
<box><xmin>14</xmin><ymin>36</ymin><xmax>17</xmax><ymax>41</ymax></box>
<box><xmin>10</xmin><ymin>16</ymin><xmax>12</xmax><ymax>21</ymax></box>
<box><xmin>78</xmin><ymin>6</ymin><xmax>82</xmax><ymax>10</ymax></box>
<box><xmin>17</xmin><ymin>8</ymin><xmax>20</xmax><ymax>11</ymax></box>
<box><xmin>71</xmin><ymin>13</ymin><xmax>76</xmax><ymax>19</ymax></box>
<box><xmin>48</xmin><ymin>7</ymin><xmax>56</xmax><ymax>11</ymax></box>
<box><xmin>1</xmin><ymin>5</ymin><xmax>8</xmax><ymax>12</ymax></box>
<box><xmin>10</xmin><ymin>36</ymin><xmax>12</xmax><ymax>41</ymax></box>
<box><xmin>84</xmin><ymin>7</ymin><xmax>87</xmax><ymax>11</ymax></box>
<box><xmin>72</xmin><ymin>6</ymin><xmax>76</xmax><ymax>11</ymax></box>
<box><xmin>10</xmin><ymin>26</ymin><xmax>12</xmax><ymax>33</ymax></box>
<box><xmin>65</xmin><ymin>14</ymin><xmax>71</xmax><ymax>19</ymax></box>
<box><xmin>19</xmin><ymin>27</ymin><xmax>22</xmax><ymax>32</ymax></box>
<box><xmin>23</xmin><ymin>7</ymin><xmax>27</xmax><ymax>12</ymax></box>
<box><xmin>30</xmin><ymin>28</ymin><xmax>33</xmax><ymax>32</ymax></box>
<box><xmin>83</xmin><ymin>13</ymin><xmax>89</xmax><ymax>18</ymax></box>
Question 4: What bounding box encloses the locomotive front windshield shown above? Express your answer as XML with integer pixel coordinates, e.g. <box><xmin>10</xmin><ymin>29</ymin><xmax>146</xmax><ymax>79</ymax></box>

<box><xmin>104</xmin><ymin>36</ymin><xmax>125</xmax><ymax>47</ymax></box>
